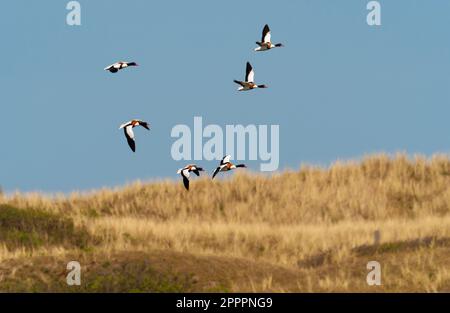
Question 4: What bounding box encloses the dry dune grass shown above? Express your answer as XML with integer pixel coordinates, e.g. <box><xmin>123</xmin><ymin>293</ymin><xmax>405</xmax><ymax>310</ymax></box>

<box><xmin>5</xmin><ymin>153</ymin><xmax>450</xmax><ymax>223</ymax></box>
<box><xmin>0</xmin><ymin>153</ymin><xmax>449</xmax><ymax>292</ymax></box>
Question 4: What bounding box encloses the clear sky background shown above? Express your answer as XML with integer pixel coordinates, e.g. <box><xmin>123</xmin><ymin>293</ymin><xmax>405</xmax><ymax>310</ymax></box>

<box><xmin>1</xmin><ymin>0</ymin><xmax>450</xmax><ymax>193</ymax></box>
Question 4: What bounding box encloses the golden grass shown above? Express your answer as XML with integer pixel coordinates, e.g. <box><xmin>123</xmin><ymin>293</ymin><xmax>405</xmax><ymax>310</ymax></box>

<box><xmin>82</xmin><ymin>215</ymin><xmax>450</xmax><ymax>267</ymax></box>
<box><xmin>0</xmin><ymin>153</ymin><xmax>449</xmax><ymax>292</ymax></box>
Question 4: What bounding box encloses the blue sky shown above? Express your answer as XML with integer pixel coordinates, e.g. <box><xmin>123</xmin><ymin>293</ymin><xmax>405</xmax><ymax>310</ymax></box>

<box><xmin>1</xmin><ymin>0</ymin><xmax>450</xmax><ymax>192</ymax></box>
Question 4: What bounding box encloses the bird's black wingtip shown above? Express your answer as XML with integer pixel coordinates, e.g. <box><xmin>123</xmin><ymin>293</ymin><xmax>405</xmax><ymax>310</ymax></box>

<box><xmin>183</xmin><ymin>180</ymin><xmax>189</xmax><ymax>190</ymax></box>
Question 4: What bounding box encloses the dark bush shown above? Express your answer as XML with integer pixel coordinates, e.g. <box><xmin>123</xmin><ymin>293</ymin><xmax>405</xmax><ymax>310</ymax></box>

<box><xmin>0</xmin><ymin>204</ymin><xmax>92</xmax><ymax>250</ymax></box>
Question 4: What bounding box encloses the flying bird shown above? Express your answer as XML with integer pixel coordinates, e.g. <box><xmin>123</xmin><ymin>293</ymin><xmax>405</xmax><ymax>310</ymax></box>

<box><xmin>255</xmin><ymin>24</ymin><xmax>284</xmax><ymax>52</ymax></box>
<box><xmin>104</xmin><ymin>61</ymin><xmax>138</xmax><ymax>73</ymax></box>
<box><xmin>119</xmin><ymin>119</ymin><xmax>150</xmax><ymax>152</ymax></box>
<box><xmin>233</xmin><ymin>62</ymin><xmax>267</xmax><ymax>91</ymax></box>
<box><xmin>212</xmin><ymin>155</ymin><xmax>246</xmax><ymax>179</ymax></box>
<box><xmin>177</xmin><ymin>164</ymin><xmax>204</xmax><ymax>190</ymax></box>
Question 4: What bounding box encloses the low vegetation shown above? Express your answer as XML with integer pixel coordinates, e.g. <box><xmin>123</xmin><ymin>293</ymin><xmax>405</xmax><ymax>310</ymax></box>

<box><xmin>0</xmin><ymin>205</ymin><xmax>92</xmax><ymax>250</ymax></box>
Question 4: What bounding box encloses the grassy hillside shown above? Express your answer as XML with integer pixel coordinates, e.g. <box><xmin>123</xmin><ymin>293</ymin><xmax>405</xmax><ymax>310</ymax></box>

<box><xmin>0</xmin><ymin>153</ymin><xmax>449</xmax><ymax>292</ymax></box>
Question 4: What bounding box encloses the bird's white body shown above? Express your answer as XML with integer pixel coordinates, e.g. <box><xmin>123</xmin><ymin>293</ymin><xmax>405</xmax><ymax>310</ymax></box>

<box><xmin>104</xmin><ymin>62</ymin><xmax>127</xmax><ymax>71</ymax></box>
<box><xmin>104</xmin><ymin>61</ymin><xmax>138</xmax><ymax>73</ymax></box>
<box><xmin>237</xmin><ymin>82</ymin><xmax>259</xmax><ymax>91</ymax></box>
<box><xmin>218</xmin><ymin>164</ymin><xmax>236</xmax><ymax>171</ymax></box>
<box><xmin>254</xmin><ymin>43</ymin><xmax>276</xmax><ymax>52</ymax></box>
<box><xmin>177</xmin><ymin>168</ymin><xmax>190</xmax><ymax>177</ymax></box>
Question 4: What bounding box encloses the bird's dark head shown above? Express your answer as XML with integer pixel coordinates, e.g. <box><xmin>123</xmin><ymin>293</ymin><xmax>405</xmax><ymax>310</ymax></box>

<box><xmin>128</xmin><ymin>62</ymin><xmax>138</xmax><ymax>67</ymax></box>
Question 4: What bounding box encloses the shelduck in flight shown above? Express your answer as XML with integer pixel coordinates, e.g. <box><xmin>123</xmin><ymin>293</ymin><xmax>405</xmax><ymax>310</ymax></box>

<box><xmin>233</xmin><ymin>62</ymin><xmax>267</xmax><ymax>91</ymax></box>
<box><xmin>177</xmin><ymin>164</ymin><xmax>205</xmax><ymax>190</ymax></box>
<box><xmin>104</xmin><ymin>61</ymin><xmax>138</xmax><ymax>73</ymax></box>
<box><xmin>212</xmin><ymin>155</ymin><xmax>246</xmax><ymax>179</ymax></box>
<box><xmin>255</xmin><ymin>24</ymin><xmax>284</xmax><ymax>52</ymax></box>
<box><xmin>119</xmin><ymin>119</ymin><xmax>150</xmax><ymax>152</ymax></box>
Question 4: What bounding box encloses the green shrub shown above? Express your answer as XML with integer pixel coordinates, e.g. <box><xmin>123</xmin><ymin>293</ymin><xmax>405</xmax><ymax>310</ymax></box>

<box><xmin>0</xmin><ymin>205</ymin><xmax>92</xmax><ymax>250</ymax></box>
